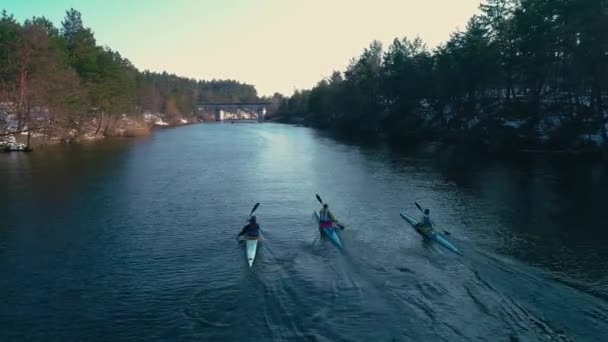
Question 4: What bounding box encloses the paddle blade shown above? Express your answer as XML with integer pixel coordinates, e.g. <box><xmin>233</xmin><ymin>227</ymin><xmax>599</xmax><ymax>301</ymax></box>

<box><xmin>250</xmin><ymin>202</ymin><xmax>260</xmax><ymax>216</ymax></box>
<box><xmin>415</xmin><ymin>202</ymin><xmax>423</xmax><ymax>213</ymax></box>
<box><xmin>315</xmin><ymin>194</ymin><xmax>323</xmax><ymax>204</ymax></box>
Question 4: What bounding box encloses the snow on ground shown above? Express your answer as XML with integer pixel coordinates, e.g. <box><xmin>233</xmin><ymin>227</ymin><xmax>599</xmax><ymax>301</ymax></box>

<box><xmin>578</xmin><ymin>134</ymin><xmax>604</xmax><ymax>146</ymax></box>
<box><xmin>503</xmin><ymin>119</ymin><xmax>527</xmax><ymax>128</ymax></box>
<box><xmin>544</xmin><ymin>115</ymin><xmax>562</xmax><ymax>127</ymax></box>
<box><xmin>143</xmin><ymin>112</ymin><xmax>166</xmax><ymax>123</ymax></box>
<box><xmin>154</xmin><ymin>119</ymin><xmax>169</xmax><ymax>126</ymax></box>
<box><xmin>0</xmin><ymin>135</ymin><xmax>27</xmax><ymax>151</ymax></box>
<box><xmin>466</xmin><ymin>116</ymin><xmax>480</xmax><ymax>129</ymax></box>
<box><xmin>5</xmin><ymin>114</ymin><xmax>18</xmax><ymax>131</ymax></box>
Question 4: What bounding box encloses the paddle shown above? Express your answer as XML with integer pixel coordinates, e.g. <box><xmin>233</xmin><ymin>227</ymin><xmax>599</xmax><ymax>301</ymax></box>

<box><xmin>237</xmin><ymin>202</ymin><xmax>260</xmax><ymax>241</ymax></box>
<box><xmin>316</xmin><ymin>194</ymin><xmax>345</xmax><ymax>230</ymax></box>
<box><xmin>414</xmin><ymin>202</ymin><xmax>451</xmax><ymax>236</ymax></box>
<box><xmin>248</xmin><ymin>202</ymin><xmax>260</xmax><ymax>220</ymax></box>
<box><xmin>315</xmin><ymin>194</ymin><xmax>324</xmax><ymax>205</ymax></box>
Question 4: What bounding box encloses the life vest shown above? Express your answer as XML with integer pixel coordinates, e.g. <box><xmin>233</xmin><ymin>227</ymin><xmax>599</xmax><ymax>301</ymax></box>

<box><xmin>246</xmin><ymin>223</ymin><xmax>260</xmax><ymax>237</ymax></box>
<box><xmin>319</xmin><ymin>209</ymin><xmax>331</xmax><ymax>223</ymax></box>
<box><xmin>420</xmin><ymin>214</ymin><xmax>432</xmax><ymax>227</ymax></box>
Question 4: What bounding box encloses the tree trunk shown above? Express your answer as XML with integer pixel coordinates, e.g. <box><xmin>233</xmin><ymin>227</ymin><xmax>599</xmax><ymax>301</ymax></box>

<box><xmin>593</xmin><ymin>80</ymin><xmax>607</xmax><ymax>148</ymax></box>
<box><xmin>0</xmin><ymin>128</ymin><xmax>36</xmax><ymax>137</ymax></box>
<box><xmin>103</xmin><ymin>114</ymin><xmax>112</xmax><ymax>136</ymax></box>
<box><xmin>17</xmin><ymin>65</ymin><xmax>28</xmax><ymax>130</ymax></box>
<box><xmin>95</xmin><ymin>109</ymin><xmax>104</xmax><ymax>135</ymax></box>
<box><xmin>48</xmin><ymin>119</ymin><xmax>55</xmax><ymax>142</ymax></box>
<box><xmin>574</xmin><ymin>90</ymin><xmax>581</xmax><ymax>120</ymax></box>
<box><xmin>567</xmin><ymin>90</ymin><xmax>574</xmax><ymax>121</ymax></box>
<box><xmin>505</xmin><ymin>64</ymin><xmax>513</xmax><ymax>102</ymax></box>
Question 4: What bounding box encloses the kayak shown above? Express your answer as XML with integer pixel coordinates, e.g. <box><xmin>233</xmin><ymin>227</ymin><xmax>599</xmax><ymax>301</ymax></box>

<box><xmin>399</xmin><ymin>212</ymin><xmax>461</xmax><ymax>255</ymax></box>
<box><xmin>245</xmin><ymin>235</ymin><xmax>259</xmax><ymax>267</ymax></box>
<box><xmin>313</xmin><ymin>211</ymin><xmax>343</xmax><ymax>249</ymax></box>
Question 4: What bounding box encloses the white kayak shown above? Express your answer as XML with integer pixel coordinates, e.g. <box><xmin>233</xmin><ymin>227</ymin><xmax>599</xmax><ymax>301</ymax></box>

<box><xmin>245</xmin><ymin>236</ymin><xmax>259</xmax><ymax>267</ymax></box>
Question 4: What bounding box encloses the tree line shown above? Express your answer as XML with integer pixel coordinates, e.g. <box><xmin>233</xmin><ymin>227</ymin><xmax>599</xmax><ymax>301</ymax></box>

<box><xmin>274</xmin><ymin>0</ymin><xmax>608</xmax><ymax>153</ymax></box>
<box><xmin>0</xmin><ymin>9</ymin><xmax>259</xmax><ymax>139</ymax></box>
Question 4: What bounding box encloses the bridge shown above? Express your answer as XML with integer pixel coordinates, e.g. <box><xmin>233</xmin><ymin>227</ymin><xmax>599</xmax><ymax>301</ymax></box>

<box><xmin>196</xmin><ymin>102</ymin><xmax>271</xmax><ymax>122</ymax></box>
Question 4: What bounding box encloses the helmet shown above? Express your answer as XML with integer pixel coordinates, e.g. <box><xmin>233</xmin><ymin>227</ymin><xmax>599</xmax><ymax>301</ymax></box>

<box><xmin>424</xmin><ymin>209</ymin><xmax>430</xmax><ymax>215</ymax></box>
<box><xmin>323</xmin><ymin>204</ymin><xmax>328</xmax><ymax>209</ymax></box>
<box><xmin>250</xmin><ymin>216</ymin><xmax>257</xmax><ymax>222</ymax></box>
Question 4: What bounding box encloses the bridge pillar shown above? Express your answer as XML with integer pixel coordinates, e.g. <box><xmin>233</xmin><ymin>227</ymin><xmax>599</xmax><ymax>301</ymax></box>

<box><xmin>258</xmin><ymin>107</ymin><xmax>266</xmax><ymax>122</ymax></box>
<box><xmin>215</xmin><ymin>109</ymin><xmax>224</xmax><ymax>122</ymax></box>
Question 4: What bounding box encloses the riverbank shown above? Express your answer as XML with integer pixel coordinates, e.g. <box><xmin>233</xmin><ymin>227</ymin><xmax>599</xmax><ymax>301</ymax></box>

<box><xmin>0</xmin><ymin>112</ymin><xmax>198</xmax><ymax>152</ymax></box>
<box><xmin>267</xmin><ymin>0</ymin><xmax>608</xmax><ymax>161</ymax></box>
<box><xmin>270</xmin><ymin>115</ymin><xmax>608</xmax><ymax>161</ymax></box>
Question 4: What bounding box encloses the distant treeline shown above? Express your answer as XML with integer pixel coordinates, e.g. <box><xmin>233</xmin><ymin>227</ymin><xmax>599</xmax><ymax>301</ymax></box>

<box><xmin>0</xmin><ymin>9</ymin><xmax>259</xmax><ymax>137</ymax></box>
<box><xmin>273</xmin><ymin>0</ymin><xmax>608</xmax><ymax>152</ymax></box>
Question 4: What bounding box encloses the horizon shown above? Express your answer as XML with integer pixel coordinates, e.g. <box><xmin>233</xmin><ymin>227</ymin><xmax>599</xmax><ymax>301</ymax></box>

<box><xmin>4</xmin><ymin>0</ymin><xmax>481</xmax><ymax>96</ymax></box>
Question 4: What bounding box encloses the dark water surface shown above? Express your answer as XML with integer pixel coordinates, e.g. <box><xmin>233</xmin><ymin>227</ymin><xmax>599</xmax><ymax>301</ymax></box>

<box><xmin>1</xmin><ymin>123</ymin><xmax>607</xmax><ymax>341</ymax></box>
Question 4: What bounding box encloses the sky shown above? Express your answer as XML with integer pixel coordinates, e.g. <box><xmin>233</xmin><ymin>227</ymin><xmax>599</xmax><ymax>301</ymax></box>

<box><xmin>4</xmin><ymin>0</ymin><xmax>481</xmax><ymax>96</ymax></box>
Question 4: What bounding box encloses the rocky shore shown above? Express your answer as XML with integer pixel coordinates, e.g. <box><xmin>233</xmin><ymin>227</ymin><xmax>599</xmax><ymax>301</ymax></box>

<box><xmin>0</xmin><ymin>112</ymin><xmax>196</xmax><ymax>152</ymax></box>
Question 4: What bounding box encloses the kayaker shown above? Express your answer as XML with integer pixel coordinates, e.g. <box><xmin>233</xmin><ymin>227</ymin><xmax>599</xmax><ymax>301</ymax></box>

<box><xmin>238</xmin><ymin>216</ymin><xmax>260</xmax><ymax>238</ymax></box>
<box><xmin>319</xmin><ymin>204</ymin><xmax>342</xmax><ymax>232</ymax></box>
<box><xmin>416</xmin><ymin>209</ymin><xmax>433</xmax><ymax>234</ymax></box>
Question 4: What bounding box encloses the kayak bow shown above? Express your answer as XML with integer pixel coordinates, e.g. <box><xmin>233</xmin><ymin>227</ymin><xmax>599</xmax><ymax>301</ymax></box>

<box><xmin>313</xmin><ymin>211</ymin><xmax>343</xmax><ymax>249</ymax></box>
<box><xmin>399</xmin><ymin>212</ymin><xmax>461</xmax><ymax>255</ymax></box>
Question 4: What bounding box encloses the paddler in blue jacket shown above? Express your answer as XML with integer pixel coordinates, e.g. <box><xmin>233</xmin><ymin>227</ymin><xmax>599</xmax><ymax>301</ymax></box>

<box><xmin>238</xmin><ymin>216</ymin><xmax>260</xmax><ymax>238</ymax></box>
<box><xmin>416</xmin><ymin>209</ymin><xmax>433</xmax><ymax>234</ymax></box>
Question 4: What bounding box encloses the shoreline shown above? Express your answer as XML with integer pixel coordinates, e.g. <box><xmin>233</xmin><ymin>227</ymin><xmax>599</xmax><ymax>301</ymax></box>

<box><xmin>273</xmin><ymin>119</ymin><xmax>608</xmax><ymax>161</ymax></box>
<box><xmin>0</xmin><ymin>116</ymin><xmax>201</xmax><ymax>153</ymax></box>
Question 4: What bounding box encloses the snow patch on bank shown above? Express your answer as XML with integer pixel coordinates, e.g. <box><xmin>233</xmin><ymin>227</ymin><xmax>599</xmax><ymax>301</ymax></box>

<box><xmin>503</xmin><ymin>119</ymin><xmax>526</xmax><ymax>128</ymax></box>
<box><xmin>578</xmin><ymin>134</ymin><xmax>603</xmax><ymax>146</ymax></box>
<box><xmin>0</xmin><ymin>135</ymin><xmax>27</xmax><ymax>151</ymax></box>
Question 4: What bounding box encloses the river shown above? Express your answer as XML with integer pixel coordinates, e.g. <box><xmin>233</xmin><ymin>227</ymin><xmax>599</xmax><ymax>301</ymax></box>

<box><xmin>1</xmin><ymin>123</ymin><xmax>607</xmax><ymax>341</ymax></box>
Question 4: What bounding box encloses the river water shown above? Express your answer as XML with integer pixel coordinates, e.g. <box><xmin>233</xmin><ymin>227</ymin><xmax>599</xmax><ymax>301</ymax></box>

<box><xmin>1</xmin><ymin>123</ymin><xmax>607</xmax><ymax>341</ymax></box>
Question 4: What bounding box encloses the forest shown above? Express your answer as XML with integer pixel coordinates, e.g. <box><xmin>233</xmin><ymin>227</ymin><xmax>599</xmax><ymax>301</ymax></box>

<box><xmin>273</xmin><ymin>0</ymin><xmax>608</xmax><ymax>154</ymax></box>
<box><xmin>0</xmin><ymin>9</ymin><xmax>259</xmax><ymax>143</ymax></box>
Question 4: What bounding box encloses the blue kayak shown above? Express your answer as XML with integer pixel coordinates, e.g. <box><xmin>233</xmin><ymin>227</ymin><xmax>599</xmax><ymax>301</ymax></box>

<box><xmin>399</xmin><ymin>212</ymin><xmax>461</xmax><ymax>255</ymax></box>
<box><xmin>313</xmin><ymin>211</ymin><xmax>343</xmax><ymax>249</ymax></box>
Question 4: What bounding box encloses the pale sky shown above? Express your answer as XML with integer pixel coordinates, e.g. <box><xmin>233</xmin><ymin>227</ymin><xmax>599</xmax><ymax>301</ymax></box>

<box><xmin>5</xmin><ymin>0</ymin><xmax>481</xmax><ymax>96</ymax></box>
